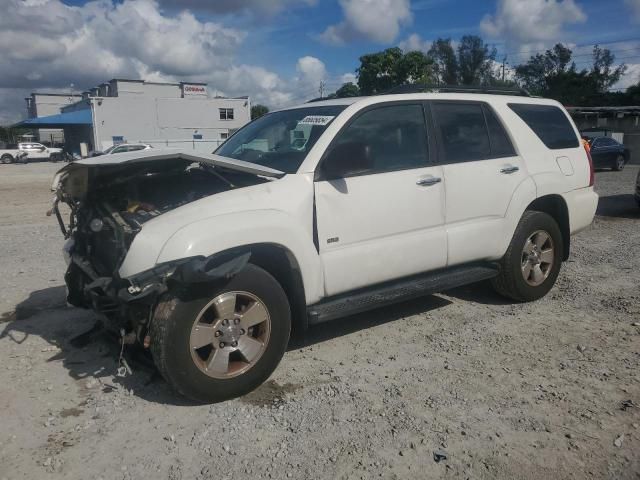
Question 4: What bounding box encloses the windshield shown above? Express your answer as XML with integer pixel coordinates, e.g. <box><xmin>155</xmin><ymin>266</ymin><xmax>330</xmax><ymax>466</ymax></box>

<box><xmin>103</xmin><ymin>145</ymin><xmax>117</xmax><ymax>154</ymax></box>
<box><xmin>214</xmin><ymin>105</ymin><xmax>348</xmax><ymax>173</ymax></box>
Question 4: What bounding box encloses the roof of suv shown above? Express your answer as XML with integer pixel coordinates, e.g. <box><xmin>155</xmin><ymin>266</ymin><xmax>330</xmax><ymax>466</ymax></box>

<box><xmin>282</xmin><ymin>92</ymin><xmax>560</xmax><ymax>111</ymax></box>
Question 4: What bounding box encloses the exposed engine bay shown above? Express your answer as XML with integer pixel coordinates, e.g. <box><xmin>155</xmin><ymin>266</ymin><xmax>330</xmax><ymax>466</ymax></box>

<box><xmin>51</xmin><ymin>153</ymin><xmax>278</xmax><ymax>344</ymax></box>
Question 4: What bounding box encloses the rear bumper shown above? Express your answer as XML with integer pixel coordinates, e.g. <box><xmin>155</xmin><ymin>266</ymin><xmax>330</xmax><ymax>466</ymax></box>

<box><xmin>562</xmin><ymin>186</ymin><xmax>598</xmax><ymax>235</ymax></box>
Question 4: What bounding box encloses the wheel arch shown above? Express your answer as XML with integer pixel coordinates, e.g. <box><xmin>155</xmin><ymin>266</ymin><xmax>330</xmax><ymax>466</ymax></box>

<box><xmin>240</xmin><ymin>243</ymin><xmax>309</xmax><ymax>339</ymax></box>
<box><xmin>526</xmin><ymin>194</ymin><xmax>570</xmax><ymax>261</ymax></box>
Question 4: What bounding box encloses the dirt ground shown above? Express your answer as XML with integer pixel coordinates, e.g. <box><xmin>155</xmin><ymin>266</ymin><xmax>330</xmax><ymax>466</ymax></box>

<box><xmin>0</xmin><ymin>162</ymin><xmax>639</xmax><ymax>480</ymax></box>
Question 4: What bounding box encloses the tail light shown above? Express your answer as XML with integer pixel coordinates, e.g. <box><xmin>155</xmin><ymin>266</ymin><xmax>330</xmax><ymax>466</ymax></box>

<box><xmin>582</xmin><ymin>139</ymin><xmax>595</xmax><ymax>187</ymax></box>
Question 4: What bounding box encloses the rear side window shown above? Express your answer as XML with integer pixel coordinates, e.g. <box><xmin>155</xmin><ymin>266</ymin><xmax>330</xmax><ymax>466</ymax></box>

<box><xmin>509</xmin><ymin>103</ymin><xmax>579</xmax><ymax>149</ymax></box>
<box><xmin>432</xmin><ymin>102</ymin><xmax>490</xmax><ymax>163</ymax></box>
<box><xmin>482</xmin><ymin>104</ymin><xmax>516</xmax><ymax>157</ymax></box>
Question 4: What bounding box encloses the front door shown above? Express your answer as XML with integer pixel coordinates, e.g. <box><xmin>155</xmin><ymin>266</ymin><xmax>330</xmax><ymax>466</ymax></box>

<box><xmin>314</xmin><ymin>103</ymin><xmax>447</xmax><ymax>297</ymax></box>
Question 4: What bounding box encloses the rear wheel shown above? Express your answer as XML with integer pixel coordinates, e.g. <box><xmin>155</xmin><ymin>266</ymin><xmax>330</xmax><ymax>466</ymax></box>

<box><xmin>150</xmin><ymin>264</ymin><xmax>291</xmax><ymax>403</ymax></box>
<box><xmin>1</xmin><ymin>154</ymin><xmax>13</xmax><ymax>164</ymax></box>
<box><xmin>492</xmin><ymin>211</ymin><xmax>563</xmax><ymax>302</ymax></box>
<box><xmin>613</xmin><ymin>154</ymin><xmax>625</xmax><ymax>171</ymax></box>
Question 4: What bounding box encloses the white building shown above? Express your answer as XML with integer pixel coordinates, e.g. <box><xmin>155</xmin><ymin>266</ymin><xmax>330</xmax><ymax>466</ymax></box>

<box><xmin>20</xmin><ymin>79</ymin><xmax>251</xmax><ymax>156</ymax></box>
<box><xmin>24</xmin><ymin>92</ymin><xmax>83</xmax><ymax>144</ymax></box>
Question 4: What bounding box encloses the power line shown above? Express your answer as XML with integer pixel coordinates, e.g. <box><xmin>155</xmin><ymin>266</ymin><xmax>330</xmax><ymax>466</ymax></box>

<box><xmin>495</xmin><ymin>36</ymin><xmax>640</xmax><ymax>58</ymax></box>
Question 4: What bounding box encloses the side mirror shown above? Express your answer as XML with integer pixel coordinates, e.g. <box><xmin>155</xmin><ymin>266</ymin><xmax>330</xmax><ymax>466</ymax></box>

<box><xmin>320</xmin><ymin>141</ymin><xmax>373</xmax><ymax>180</ymax></box>
<box><xmin>39</xmin><ymin>146</ymin><xmax>46</xmax><ymax>151</ymax></box>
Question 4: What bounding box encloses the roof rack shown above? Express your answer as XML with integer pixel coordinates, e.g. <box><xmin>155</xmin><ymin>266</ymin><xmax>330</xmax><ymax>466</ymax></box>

<box><xmin>384</xmin><ymin>84</ymin><xmax>531</xmax><ymax>97</ymax></box>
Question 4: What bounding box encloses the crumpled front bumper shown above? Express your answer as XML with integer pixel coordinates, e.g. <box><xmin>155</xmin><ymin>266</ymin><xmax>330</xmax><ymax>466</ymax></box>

<box><xmin>65</xmin><ymin>247</ymin><xmax>252</xmax><ymax>315</ymax></box>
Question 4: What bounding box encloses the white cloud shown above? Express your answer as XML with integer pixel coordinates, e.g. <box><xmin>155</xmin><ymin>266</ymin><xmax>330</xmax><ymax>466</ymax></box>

<box><xmin>0</xmin><ymin>0</ymin><xmax>329</xmax><ymax>123</ymax></box>
<box><xmin>614</xmin><ymin>63</ymin><xmax>640</xmax><ymax>90</ymax></box>
<box><xmin>159</xmin><ymin>0</ymin><xmax>316</xmax><ymax>15</ymax></box>
<box><xmin>319</xmin><ymin>0</ymin><xmax>412</xmax><ymax>45</ymax></box>
<box><xmin>296</xmin><ymin>56</ymin><xmax>328</xmax><ymax>85</ymax></box>
<box><xmin>480</xmin><ymin>0</ymin><xmax>586</xmax><ymax>49</ymax></box>
<box><xmin>340</xmin><ymin>72</ymin><xmax>357</xmax><ymax>84</ymax></box>
<box><xmin>399</xmin><ymin>33</ymin><xmax>431</xmax><ymax>53</ymax></box>
<box><xmin>625</xmin><ymin>0</ymin><xmax>640</xmax><ymax>22</ymax></box>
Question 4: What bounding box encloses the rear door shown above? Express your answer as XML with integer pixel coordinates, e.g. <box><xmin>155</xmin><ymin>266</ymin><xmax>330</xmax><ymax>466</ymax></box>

<box><xmin>430</xmin><ymin>101</ymin><xmax>526</xmax><ymax>266</ymax></box>
<box><xmin>314</xmin><ymin>102</ymin><xmax>447</xmax><ymax>296</ymax></box>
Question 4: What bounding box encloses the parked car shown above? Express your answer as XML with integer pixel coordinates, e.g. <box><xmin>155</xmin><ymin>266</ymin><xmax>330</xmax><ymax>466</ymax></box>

<box><xmin>0</xmin><ymin>143</ymin><xmax>28</xmax><ymax>164</ymax></box>
<box><xmin>18</xmin><ymin>142</ymin><xmax>64</xmax><ymax>162</ymax></box>
<box><xmin>51</xmin><ymin>91</ymin><xmax>598</xmax><ymax>403</ymax></box>
<box><xmin>90</xmin><ymin>143</ymin><xmax>152</xmax><ymax>157</ymax></box>
<box><xmin>583</xmin><ymin>136</ymin><xmax>630</xmax><ymax>171</ymax></box>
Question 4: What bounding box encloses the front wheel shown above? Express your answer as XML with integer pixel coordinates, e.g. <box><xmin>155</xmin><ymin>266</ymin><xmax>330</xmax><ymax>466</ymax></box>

<box><xmin>150</xmin><ymin>264</ymin><xmax>291</xmax><ymax>403</ymax></box>
<box><xmin>613</xmin><ymin>155</ymin><xmax>625</xmax><ymax>171</ymax></box>
<box><xmin>492</xmin><ymin>211</ymin><xmax>563</xmax><ymax>302</ymax></box>
<box><xmin>1</xmin><ymin>154</ymin><xmax>13</xmax><ymax>164</ymax></box>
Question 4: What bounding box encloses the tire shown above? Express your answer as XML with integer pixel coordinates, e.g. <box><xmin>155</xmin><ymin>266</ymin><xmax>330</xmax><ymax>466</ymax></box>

<box><xmin>1</xmin><ymin>154</ymin><xmax>13</xmax><ymax>164</ymax></box>
<box><xmin>150</xmin><ymin>264</ymin><xmax>291</xmax><ymax>403</ymax></box>
<box><xmin>613</xmin><ymin>155</ymin><xmax>625</xmax><ymax>171</ymax></box>
<box><xmin>492</xmin><ymin>211</ymin><xmax>563</xmax><ymax>302</ymax></box>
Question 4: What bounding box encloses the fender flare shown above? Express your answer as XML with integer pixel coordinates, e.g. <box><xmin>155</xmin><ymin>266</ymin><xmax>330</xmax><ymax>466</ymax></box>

<box><xmin>498</xmin><ymin>176</ymin><xmax>537</xmax><ymax>256</ymax></box>
<box><xmin>154</xmin><ymin>209</ymin><xmax>325</xmax><ymax>304</ymax></box>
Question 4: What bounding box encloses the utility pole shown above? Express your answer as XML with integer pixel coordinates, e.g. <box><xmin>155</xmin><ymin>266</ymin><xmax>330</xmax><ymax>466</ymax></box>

<box><xmin>319</xmin><ymin>80</ymin><xmax>326</xmax><ymax>99</ymax></box>
<box><xmin>501</xmin><ymin>56</ymin><xmax>507</xmax><ymax>82</ymax></box>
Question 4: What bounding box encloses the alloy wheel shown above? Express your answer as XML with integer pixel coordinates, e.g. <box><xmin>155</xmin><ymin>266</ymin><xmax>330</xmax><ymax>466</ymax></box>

<box><xmin>189</xmin><ymin>291</ymin><xmax>271</xmax><ymax>379</ymax></box>
<box><xmin>521</xmin><ymin>230</ymin><xmax>554</xmax><ymax>287</ymax></box>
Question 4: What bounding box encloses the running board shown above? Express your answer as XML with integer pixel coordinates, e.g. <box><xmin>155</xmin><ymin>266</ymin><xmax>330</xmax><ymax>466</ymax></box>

<box><xmin>307</xmin><ymin>264</ymin><xmax>499</xmax><ymax>325</ymax></box>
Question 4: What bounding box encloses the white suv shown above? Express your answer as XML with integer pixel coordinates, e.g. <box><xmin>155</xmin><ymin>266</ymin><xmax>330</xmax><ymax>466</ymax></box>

<box><xmin>52</xmin><ymin>90</ymin><xmax>598</xmax><ymax>402</ymax></box>
<box><xmin>19</xmin><ymin>142</ymin><xmax>63</xmax><ymax>161</ymax></box>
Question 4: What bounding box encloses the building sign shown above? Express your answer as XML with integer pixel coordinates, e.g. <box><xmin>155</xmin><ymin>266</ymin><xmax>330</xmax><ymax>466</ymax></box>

<box><xmin>182</xmin><ymin>84</ymin><xmax>208</xmax><ymax>97</ymax></box>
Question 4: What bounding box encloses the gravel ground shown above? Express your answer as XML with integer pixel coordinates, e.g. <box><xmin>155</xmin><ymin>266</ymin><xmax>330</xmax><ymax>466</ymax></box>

<box><xmin>0</xmin><ymin>162</ymin><xmax>639</xmax><ymax>480</ymax></box>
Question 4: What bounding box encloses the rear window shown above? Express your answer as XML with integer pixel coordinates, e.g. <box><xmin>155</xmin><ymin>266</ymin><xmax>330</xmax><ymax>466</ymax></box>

<box><xmin>508</xmin><ymin>103</ymin><xmax>579</xmax><ymax>149</ymax></box>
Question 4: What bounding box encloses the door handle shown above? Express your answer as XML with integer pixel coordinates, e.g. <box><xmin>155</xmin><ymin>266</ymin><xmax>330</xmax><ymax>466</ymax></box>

<box><xmin>416</xmin><ymin>176</ymin><xmax>442</xmax><ymax>186</ymax></box>
<box><xmin>500</xmin><ymin>165</ymin><xmax>519</xmax><ymax>174</ymax></box>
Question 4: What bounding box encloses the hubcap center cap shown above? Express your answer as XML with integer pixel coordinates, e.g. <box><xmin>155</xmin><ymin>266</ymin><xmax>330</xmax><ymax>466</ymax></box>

<box><xmin>218</xmin><ymin>320</ymin><xmax>242</xmax><ymax>345</ymax></box>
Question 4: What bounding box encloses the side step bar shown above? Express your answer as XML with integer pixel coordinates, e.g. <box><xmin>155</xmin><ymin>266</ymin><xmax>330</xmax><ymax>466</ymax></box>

<box><xmin>307</xmin><ymin>264</ymin><xmax>499</xmax><ymax>325</ymax></box>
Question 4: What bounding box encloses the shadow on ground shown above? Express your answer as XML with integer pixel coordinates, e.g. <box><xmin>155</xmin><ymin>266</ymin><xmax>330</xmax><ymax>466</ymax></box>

<box><xmin>1</xmin><ymin>277</ymin><xmax>510</xmax><ymax>404</ymax></box>
<box><xmin>596</xmin><ymin>194</ymin><xmax>640</xmax><ymax>220</ymax></box>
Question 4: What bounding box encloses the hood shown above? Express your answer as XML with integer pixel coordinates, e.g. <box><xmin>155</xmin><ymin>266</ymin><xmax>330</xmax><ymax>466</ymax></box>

<box><xmin>52</xmin><ymin>148</ymin><xmax>284</xmax><ymax>194</ymax></box>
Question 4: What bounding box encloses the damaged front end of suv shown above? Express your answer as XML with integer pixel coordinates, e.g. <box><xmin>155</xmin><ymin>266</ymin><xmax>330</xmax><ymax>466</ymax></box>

<box><xmin>51</xmin><ymin>150</ymin><xmax>283</xmax><ymax>346</ymax></box>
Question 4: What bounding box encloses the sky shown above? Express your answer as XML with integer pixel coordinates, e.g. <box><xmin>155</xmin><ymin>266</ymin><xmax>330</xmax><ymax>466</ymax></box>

<box><xmin>1</xmin><ymin>0</ymin><xmax>640</xmax><ymax>124</ymax></box>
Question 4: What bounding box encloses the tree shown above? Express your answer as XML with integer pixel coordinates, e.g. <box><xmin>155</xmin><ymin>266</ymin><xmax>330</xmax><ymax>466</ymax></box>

<box><xmin>357</xmin><ymin>47</ymin><xmax>406</xmax><ymax>95</ymax></box>
<box><xmin>399</xmin><ymin>50</ymin><xmax>435</xmax><ymax>85</ymax></box>
<box><xmin>590</xmin><ymin>45</ymin><xmax>626</xmax><ymax>92</ymax></box>
<box><xmin>356</xmin><ymin>47</ymin><xmax>434</xmax><ymax>95</ymax></box>
<box><xmin>251</xmin><ymin>104</ymin><xmax>269</xmax><ymax>120</ymax></box>
<box><xmin>457</xmin><ymin>35</ymin><xmax>497</xmax><ymax>85</ymax></box>
<box><xmin>425</xmin><ymin>35</ymin><xmax>498</xmax><ymax>86</ymax></box>
<box><xmin>515</xmin><ymin>43</ymin><xmax>627</xmax><ymax>104</ymax></box>
<box><xmin>428</xmin><ymin>38</ymin><xmax>458</xmax><ymax>85</ymax></box>
<box><xmin>515</xmin><ymin>44</ymin><xmax>575</xmax><ymax>94</ymax></box>
<box><xmin>334</xmin><ymin>82</ymin><xmax>360</xmax><ymax>98</ymax></box>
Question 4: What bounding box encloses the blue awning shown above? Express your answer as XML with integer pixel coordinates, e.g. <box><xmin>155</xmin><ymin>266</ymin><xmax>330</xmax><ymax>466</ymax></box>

<box><xmin>16</xmin><ymin>109</ymin><xmax>92</xmax><ymax>128</ymax></box>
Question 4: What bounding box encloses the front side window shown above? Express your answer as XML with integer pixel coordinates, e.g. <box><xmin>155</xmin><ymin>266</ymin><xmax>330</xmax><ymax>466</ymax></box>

<box><xmin>219</xmin><ymin>108</ymin><xmax>234</xmax><ymax>120</ymax></box>
<box><xmin>215</xmin><ymin>105</ymin><xmax>347</xmax><ymax>173</ymax></box>
<box><xmin>432</xmin><ymin>102</ymin><xmax>490</xmax><ymax>163</ymax></box>
<box><xmin>509</xmin><ymin>103</ymin><xmax>579</xmax><ymax>149</ymax></box>
<box><xmin>328</xmin><ymin>104</ymin><xmax>429</xmax><ymax>174</ymax></box>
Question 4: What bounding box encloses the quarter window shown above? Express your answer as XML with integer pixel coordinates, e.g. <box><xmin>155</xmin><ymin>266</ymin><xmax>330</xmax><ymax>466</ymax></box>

<box><xmin>508</xmin><ymin>103</ymin><xmax>579</xmax><ymax>149</ymax></box>
<box><xmin>482</xmin><ymin>104</ymin><xmax>516</xmax><ymax>157</ymax></box>
<box><xmin>329</xmin><ymin>104</ymin><xmax>429</xmax><ymax>174</ymax></box>
<box><xmin>432</xmin><ymin>103</ymin><xmax>490</xmax><ymax>163</ymax></box>
<box><xmin>219</xmin><ymin>108</ymin><xmax>234</xmax><ymax>121</ymax></box>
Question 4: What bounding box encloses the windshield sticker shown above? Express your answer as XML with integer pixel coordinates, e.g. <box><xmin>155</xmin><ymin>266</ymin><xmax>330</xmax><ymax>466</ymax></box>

<box><xmin>299</xmin><ymin>115</ymin><xmax>335</xmax><ymax>126</ymax></box>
